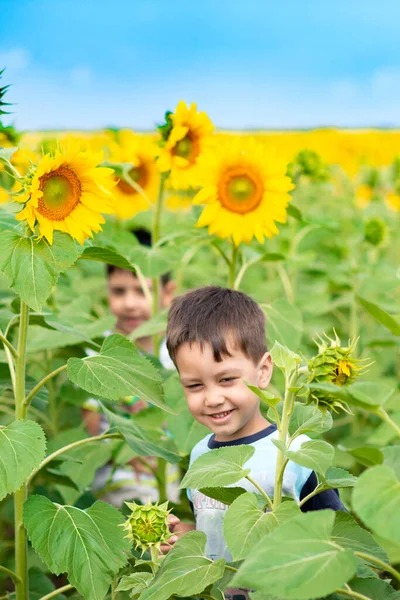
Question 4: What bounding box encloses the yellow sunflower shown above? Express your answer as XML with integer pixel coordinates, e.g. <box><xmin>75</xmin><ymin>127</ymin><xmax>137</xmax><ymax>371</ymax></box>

<box><xmin>157</xmin><ymin>100</ymin><xmax>215</xmax><ymax>189</ymax></box>
<box><xmin>15</xmin><ymin>140</ymin><xmax>115</xmax><ymax>244</ymax></box>
<box><xmin>355</xmin><ymin>184</ymin><xmax>373</xmax><ymax>209</ymax></box>
<box><xmin>385</xmin><ymin>191</ymin><xmax>400</xmax><ymax>212</ymax></box>
<box><xmin>193</xmin><ymin>138</ymin><xmax>295</xmax><ymax>246</ymax></box>
<box><xmin>108</xmin><ymin>130</ymin><xmax>159</xmax><ymax>220</ymax></box>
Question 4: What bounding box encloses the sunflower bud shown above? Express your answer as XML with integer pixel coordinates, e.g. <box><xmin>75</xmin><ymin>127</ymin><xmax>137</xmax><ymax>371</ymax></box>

<box><xmin>123</xmin><ymin>500</ymin><xmax>171</xmax><ymax>554</ymax></box>
<box><xmin>364</xmin><ymin>218</ymin><xmax>387</xmax><ymax>247</ymax></box>
<box><xmin>306</xmin><ymin>332</ymin><xmax>365</xmax><ymax>412</ymax></box>
<box><xmin>296</xmin><ymin>150</ymin><xmax>329</xmax><ymax>182</ymax></box>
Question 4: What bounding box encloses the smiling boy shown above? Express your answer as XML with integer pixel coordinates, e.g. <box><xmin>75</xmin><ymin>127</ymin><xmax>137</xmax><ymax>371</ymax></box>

<box><xmin>163</xmin><ymin>286</ymin><xmax>345</xmax><ymax>571</ymax></box>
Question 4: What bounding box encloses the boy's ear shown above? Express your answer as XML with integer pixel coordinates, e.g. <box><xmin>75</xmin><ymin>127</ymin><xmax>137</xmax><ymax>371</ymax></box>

<box><xmin>161</xmin><ymin>280</ymin><xmax>176</xmax><ymax>308</ymax></box>
<box><xmin>258</xmin><ymin>352</ymin><xmax>273</xmax><ymax>389</ymax></box>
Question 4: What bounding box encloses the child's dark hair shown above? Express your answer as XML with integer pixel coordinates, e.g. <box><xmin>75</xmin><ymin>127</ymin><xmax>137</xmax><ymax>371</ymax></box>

<box><xmin>106</xmin><ymin>228</ymin><xmax>170</xmax><ymax>285</ymax></box>
<box><xmin>166</xmin><ymin>286</ymin><xmax>268</xmax><ymax>365</ymax></box>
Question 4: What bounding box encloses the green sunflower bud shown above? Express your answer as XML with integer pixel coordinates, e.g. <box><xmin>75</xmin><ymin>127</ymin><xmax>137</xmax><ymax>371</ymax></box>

<box><xmin>296</xmin><ymin>149</ymin><xmax>329</xmax><ymax>182</ymax></box>
<box><xmin>123</xmin><ymin>500</ymin><xmax>171</xmax><ymax>555</ymax></box>
<box><xmin>364</xmin><ymin>218</ymin><xmax>388</xmax><ymax>247</ymax></box>
<box><xmin>157</xmin><ymin>111</ymin><xmax>174</xmax><ymax>145</ymax></box>
<box><xmin>306</xmin><ymin>332</ymin><xmax>366</xmax><ymax>413</ymax></box>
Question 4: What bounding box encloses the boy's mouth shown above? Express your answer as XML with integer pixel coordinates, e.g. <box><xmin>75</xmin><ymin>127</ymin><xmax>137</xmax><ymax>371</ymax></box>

<box><xmin>208</xmin><ymin>409</ymin><xmax>235</xmax><ymax>422</ymax></box>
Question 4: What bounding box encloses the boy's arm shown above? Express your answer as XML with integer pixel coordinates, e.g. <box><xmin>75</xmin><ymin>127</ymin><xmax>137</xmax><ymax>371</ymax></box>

<box><xmin>300</xmin><ymin>471</ymin><xmax>346</xmax><ymax>512</ymax></box>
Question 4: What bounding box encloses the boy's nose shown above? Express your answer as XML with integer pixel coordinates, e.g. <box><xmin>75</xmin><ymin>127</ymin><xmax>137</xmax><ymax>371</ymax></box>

<box><xmin>204</xmin><ymin>392</ymin><xmax>225</xmax><ymax>407</ymax></box>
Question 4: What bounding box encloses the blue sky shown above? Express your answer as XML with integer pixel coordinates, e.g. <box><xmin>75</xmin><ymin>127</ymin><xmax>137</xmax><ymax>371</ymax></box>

<box><xmin>1</xmin><ymin>0</ymin><xmax>400</xmax><ymax>130</ymax></box>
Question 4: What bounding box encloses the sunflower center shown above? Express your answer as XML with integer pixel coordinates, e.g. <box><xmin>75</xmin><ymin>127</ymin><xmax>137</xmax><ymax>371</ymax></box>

<box><xmin>218</xmin><ymin>167</ymin><xmax>264</xmax><ymax>214</ymax></box>
<box><xmin>117</xmin><ymin>165</ymin><xmax>148</xmax><ymax>195</ymax></box>
<box><xmin>173</xmin><ymin>132</ymin><xmax>199</xmax><ymax>164</ymax></box>
<box><xmin>37</xmin><ymin>166</ymin><xmax>81</xmax><ymax>220</ymax></box>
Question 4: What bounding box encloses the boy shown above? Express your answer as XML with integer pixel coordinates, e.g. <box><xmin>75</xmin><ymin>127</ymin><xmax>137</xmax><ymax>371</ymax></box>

<box><xmin>82</xmin><ymin>228</ymin><xmax>176</xmax><ymax>504</ymax></box>
<box><xmin>163</xmin><ymin>286</ymin><xmax>344</xmax><ymax>570</ymax></box>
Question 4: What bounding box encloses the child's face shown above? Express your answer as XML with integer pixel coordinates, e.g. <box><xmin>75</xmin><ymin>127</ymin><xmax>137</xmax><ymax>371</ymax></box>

<box><xmin>108</xmin><ymin>269</ymin><xmax>174</xmax><ymax>340</ymax></box>
<box><xmin>176</xmin><ymin>339</ymin><xmax>272</xmax><ymax>442</ymax></box>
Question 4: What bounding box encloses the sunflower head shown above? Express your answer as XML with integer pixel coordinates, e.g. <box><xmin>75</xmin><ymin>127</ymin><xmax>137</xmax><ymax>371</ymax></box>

<box><xmin>385</xmin><ymin>190</ymin><xmax>400</xmax><ymax>212</ymax></box>
<box><xmin>123</xmin><ymin>500</ymin><xmax>171</xmax><ymax>554</ymax></box>
<box><xmin>193</xmin><ymin>137</ymin><xmax>294</xmax><ymax>246</ymax></box>
<box><xmin>108</xmin><ymin>130</ymin><xmax>159</xmax><ymax>220</ymax></box>
<box><xmin>306</xmin><ymin>332</ymin><xmax>366</xmax><ymax>413</ymax></box>
<box><xmin>295</xmin><ymin>149</ymin><xmax>329</xmax><ymax>182</ymax></box>
<box><xmin>364</xmin><ymin>217</ymin><xmax>388</xmax><ymax>247</ymax></box>
<box><xmin>14</xmin><ymin>139</ymin><xmax>116</xmax><ymax>244</ymax></box>
<box><xmin>157</xmin><ymin>101</ymin><xmax>215</xmax><ymax>189</ymax></box>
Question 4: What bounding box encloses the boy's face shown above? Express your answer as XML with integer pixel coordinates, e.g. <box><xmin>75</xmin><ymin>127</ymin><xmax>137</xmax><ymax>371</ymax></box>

<box><xmin>176</xmin><ymin>339</ymin><xmax>273</xmax><ymax>442</ymax></box>
<box><xmin>108</xmin><ymin>269</ymin><xmax>175</xmax><ymax>341</ymax></box>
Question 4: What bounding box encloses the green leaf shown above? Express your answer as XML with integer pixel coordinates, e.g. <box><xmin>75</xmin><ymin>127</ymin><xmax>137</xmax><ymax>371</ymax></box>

<box><xmin>332</xmin><ymin>511</ymin><xmax>388</xmax><ymax>564</ymax></box>
<box><xmin>0</xmin><ymin>420</ymin><xmax>46</xmax><ymax>501</ymax></box>
<box><xmin>382</xmin><ymin>445</ymin><xmax>400</xmax><ymax>478</ymax></box>
<box><xmin>224</xmin><ymin>493</ymin><xmax>296</xmax><ymax>560</ymax></box>
<box><xmin>262</xmin><ymin>300</ymin><xmax>303</xmax><ymax>351</ymax></box>
<box><xmin>331</xmin><ymin>577</ymin><xmax>400</xmax><ymax>600</ymax></box>
<box><xmin>322</xmin><ymin>467</ymin><xmax>357</xmax><ymax>489</ymax></box>
<box><xmin>0</xmin><ymin>146</ymin><xmax>18</xmax><ymax>161</ymax></box>
<box><xmin>0</xmin><ymin>363</ymin><xmax>48</xmax><ymax>403</ymax></box>
<box><xmin>0</xmin><ymin>210</ymin><xmax>20</xmax><ymax>233</ymax></box>
<box><xmin>67</xmin><ymin>334</ymin><xmax>171</xmax><ymax>412</ymax></box>
<box><xmin>357</xmin><ymin>295</ymin><xmax>400</xmax><ymax>336</ymax></box>
<box><xmin>273</xmin><ymin>439</ymin><xmax>334</xmax><ymax>475</ymax></box>
<box><xmin>270</xmin><ymin>341</ymin><xmax>301</xmax><ymax>375</ymax></box>
<box><xmin>180</xmin><ymin>445</ymin><xmax>255</xmax><ymax>490</ymax></box>
<box><xmin>116</xmin><ymin>572</ymin><xmax>153</xmax><ymax>593</ymax></box>
<box><xmin>246</xmin><ymin>384</ymin><xmax>281</xmax><ymax>409</ymax></box>
<box><xmin>130</xmin><ymin>309</ymin><xmax>168</xmax><ymax>342</ymax></box>
<box><xmin>0</xmin><ymin>308</ymin><xmax>14</xmax><ymax>331</ymax></box>
<box><xmin>55</xmin><ymin>442</ymin><xmax>113</xmax><ymax>504</ymax></box>
<box><xmin>125</xmin><ymin>244</ymin><xmax>182</xmax><ymax>278</ymax></box>
<box><xmin>23</xmin><ymin>495</ymin><xmax>130</xmax><ymax>600</ymax></box>
<box><xmin>28</xmin><ymin>567</ymin><xmax>67</xmax><ymax>600</ymax></box>
<box><xmin>353</xmin><ymin>464</ymin><xmax>400</xmax><ymax>545</ymax></box>
<box><xmin>79</xmin><ymin>245</ymin><xmax>135</xmax><ymax>271</ymax></box>
<box><xmin>260</xmin><ymin>252</ymin><xmax>286</xmax><ymax>262</ymax></box>
<box><xmin>138</xmin><ymin>531</ymin><xmax>225</xmax><ymax>600</ymax></box>
<box><xmin>347</xmin><ymin>382</ymin><xmax>394</xmax><ymax>410</ymax></box>
<box><xmin>232</xmin><ymin>511</ymin><xmax>358</xmax><ymax>599</ymax></box>
<box><xmin>288</xmin><ymin>404</ymin><xmax>333</xmax><ymax>438</ymax></box>
<box><xmin>199</xmin><ymin>486</ymin><xmax>247</xmax><ymax>505</ymax></box>
<box><xmin>287</xmin><ymin>204</ymin><xmax>304</xmax><ymax>222</ymax></box>
<box><xmin>0</xmin><ymin>231</ymin><xmax>82</xmax><ymax>311</ymax></box>
<box><xmin>101</xmin><ymin>404</ymin><xmax>181</xmax><ymax>463</ymax></box>
<box><xmin>346</xmin><ymin>446</ymin><xmax>384</xmax><ymax>467</ymax></box>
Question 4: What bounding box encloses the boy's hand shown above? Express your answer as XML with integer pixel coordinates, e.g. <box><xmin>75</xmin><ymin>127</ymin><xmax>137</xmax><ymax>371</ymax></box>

<box><xmin>159</xmin><ymin>513</ymin><xmax>181</xmax><ymax>554</ymax></box>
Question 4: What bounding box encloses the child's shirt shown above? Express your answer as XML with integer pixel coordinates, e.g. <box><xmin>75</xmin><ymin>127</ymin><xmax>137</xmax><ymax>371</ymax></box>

<box><xmin>187</xmin><ymin>424</ymin><xmax>344</xmax><ymax>561</ymax></box>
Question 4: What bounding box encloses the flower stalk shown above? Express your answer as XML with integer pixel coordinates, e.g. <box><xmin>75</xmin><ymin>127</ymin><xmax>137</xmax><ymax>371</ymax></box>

<box><xmin>152</xmin><ymin>172</ymin><xmax>167</xmax><ymax>359</ymax></box>
<box><xmin>14</xmin><ymin>301</ymin><xmax>29</xmax><ymax>600</ymax></box>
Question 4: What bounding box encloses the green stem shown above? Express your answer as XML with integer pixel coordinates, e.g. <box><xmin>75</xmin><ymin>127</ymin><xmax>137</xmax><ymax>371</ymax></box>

<box><xmin>111</xmin><ymin>577</ymin><xmax>118</xmax><ymax>600</ymax></box>
<box><xmin>23</xmin><ymin>364</ymin><xmax>67</xmax><ymax>408</ymax></box>
<box><xmin>27</xmin><ymin>432</ymin><xmax>122</xmax><ymax>485</ymax></box>
<box><xmin>350</xmin><ymin>291</ymin><xmax>359</xmax><ymax>344</ymax></box>
<box><xmin>150</xmin><ymin>545</ymin><xmax>160</xmax><ymax>566</ymax></box>
<box><xmin>0</xmin><ymin>332</ymin><xmax>18</xmax><ymax>358</ymax></box>
<box><xmin>335</xmin><ymin>586</ymin><xmax>372</xmax><ymax>600</ymax></box>
<box><xmin>156</xmin><ymin>458</ymin><xmax>168</xmax><ymax>503</ymax></box>
<box><xmin>224</xmin><ymin>565</ymin><xmax>238</xmax><ymax>573</ymax></box>
<box><xmin>39</xmin><ymin>584</ymin><xmax>74</xmax><ymax>600</ymax></box>
<box><xmin>14</xmin><ymin>301</ymin><xmax>30</xmax><ymax>600</ymax></box>
<box><xmin>211</xmin><ymin>241</ymin><xmax>230</xmax><ymax>267</ymax></box>
<box><xmin>276</xmin><ymin>263</ymin><xmax>294</xmax><ymax>304</ymax></box>
<box><xmin>152</xmin><ymin>173</ymin><xmax>167</xmax><ymax>359</ymax></box>
<box><xmin>245</xmin><ymin>475</ymin><xmax>273</xmax><ymax>511</ymax></box>
<box><xmin>298</xmin><ymin>485</ymin><xmax>324</xmax><ymax>508</ymax></box>
<box><xmin>377</xmin><ymin>408</ymin><xmax>400</xmax><ymax>439</ymax></box>
<box><xmin>0</xmin><ymin>564</ymin><xmax>22</xmax><ymax>585</ymax></box>
<box><xmin>354</xmin><ymin>551</ymin><xmax>400</xmax><ymax>583</ymax></box>
<box><xmin>228</xmin><ymin>242</ymin><xmax>239</xmax><ymax>289</ymax></box>
<box><xmin>273</xmin><ymin>373</ymin><xmax>296</xmax><ymax>511</ymax></box>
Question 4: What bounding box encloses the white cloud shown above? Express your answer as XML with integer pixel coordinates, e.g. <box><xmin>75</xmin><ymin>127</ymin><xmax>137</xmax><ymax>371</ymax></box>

<box><xmin>0</xmin><ymin>48</ymin><xmax>30</xmax><ymax>71</ymax></box>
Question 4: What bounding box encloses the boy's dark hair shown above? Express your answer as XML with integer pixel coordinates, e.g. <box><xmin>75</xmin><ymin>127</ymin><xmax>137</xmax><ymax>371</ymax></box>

<box><xmin>166</xmin><ymin>286</ymin><xmax>268</xmax><ymax>365</ymax></box>
<box><xmin>106</xmin><ymin>228</ymin><xmax>171</xmax><ymax>285</ymax></box>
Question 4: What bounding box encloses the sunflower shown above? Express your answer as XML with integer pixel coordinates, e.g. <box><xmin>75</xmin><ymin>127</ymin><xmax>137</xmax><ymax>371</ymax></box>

<box><xmin>193</xmin><ymin>137</ymin><xmax>295</xmax><ymax>246</ymax></box>
<box><xmin>385</xmin><ymin>191</ymin><xmax>400</xmax><ymax>212</ymax></box>
<box><xmin>157</xmin><ymin>101</ymin><xmax>215</xmax><ymax>189</ymax></box>
<box><xmin>15</xmin><ymin>140</ymin><xmax>115</xmax><ymax>244</ymax></box>
<box><xmin>355</xmin><ymin>184</ymin><xmax>373</xmax><ymax>209</ymax></box>
<box><xmin>108</xmin><ymin>130</ymin><xmax>159</xmax><ymax>220</ymax></box>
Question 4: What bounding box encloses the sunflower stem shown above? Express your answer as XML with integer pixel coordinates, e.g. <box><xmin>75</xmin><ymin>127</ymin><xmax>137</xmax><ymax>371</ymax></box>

<box><xmin>228</xmin><ymin>242</ymin><xmax>239</xmax><ymax>289</ymax></box>
<box><xmin>152</xmin><ymin>173</ymin><xmax>167</xmax><ymax>359</ymax></box>
<box><xmin>377</xmin><ymin>407</ymin><xmax>400</xmax><ymax>439</ymax></box>
<box><xmin>273</xmin><ymin>370</ymin><xmax>297</xmax><ymax>511</ymax></box>
<box><xmin>14</xmin><ymin>301</ymin><xmax>30</xmax><ymax>600</ymax></box>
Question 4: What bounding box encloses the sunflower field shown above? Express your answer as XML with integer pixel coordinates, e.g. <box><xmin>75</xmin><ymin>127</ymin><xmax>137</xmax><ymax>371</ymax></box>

<box><xmin>0</xmin><ymin>71</ymin><xmax>400</xmax><ymax>600</ymax></box>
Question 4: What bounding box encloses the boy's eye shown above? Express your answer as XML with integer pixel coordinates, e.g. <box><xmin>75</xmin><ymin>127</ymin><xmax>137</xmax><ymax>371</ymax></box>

<box><xmin>186</xmin><ymin>383</ymin><xmax>202</xmax><ymax>390</ymax></box>
<box><xmin>221</xmin><ymin>377</ymin><xmax>236</xmax><ymax>383</ymax></box>
<box><xmin>111</xmin><ymin>288</ymin><xmax>125</xmax><ymax>296</ymax></box>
